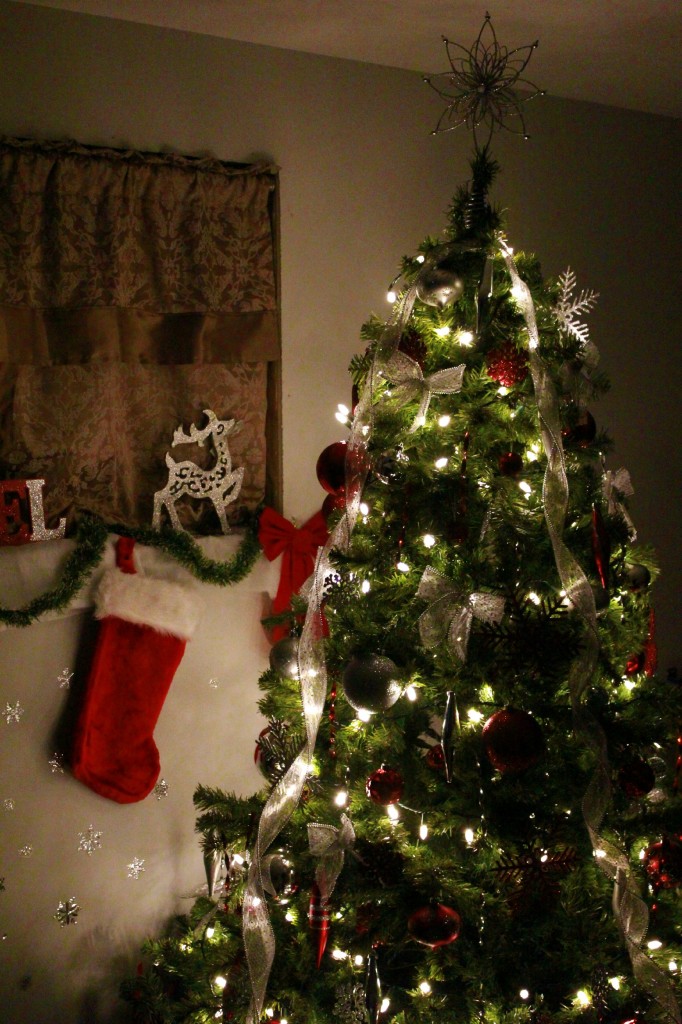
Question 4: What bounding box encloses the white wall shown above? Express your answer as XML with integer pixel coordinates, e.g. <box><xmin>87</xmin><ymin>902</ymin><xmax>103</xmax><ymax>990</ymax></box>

<box><xmin>0</xmin><ymin>2</ymin><xmax>679</xmax><ymax>1021</ymax></box>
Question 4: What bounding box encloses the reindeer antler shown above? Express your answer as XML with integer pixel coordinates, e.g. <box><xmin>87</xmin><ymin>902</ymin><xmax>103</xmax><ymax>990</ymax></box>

<box><xmin>172</xmin><ymin>410</ymin><xmax>217</xmax><ymax>448</ymax></box>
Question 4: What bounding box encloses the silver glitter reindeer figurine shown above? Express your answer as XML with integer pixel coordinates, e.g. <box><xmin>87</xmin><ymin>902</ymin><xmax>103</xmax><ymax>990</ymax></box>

<box><xmin>152</xmin><ymin>409</ymin><xmax>244</xmax><ymax>534</ymax></box>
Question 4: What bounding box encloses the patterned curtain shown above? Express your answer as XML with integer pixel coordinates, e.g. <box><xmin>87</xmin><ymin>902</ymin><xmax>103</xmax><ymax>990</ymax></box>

<box><xmin>0</xmin><ymin>137</ymin><xmax>280</xmax><ymax>531</ymax></box>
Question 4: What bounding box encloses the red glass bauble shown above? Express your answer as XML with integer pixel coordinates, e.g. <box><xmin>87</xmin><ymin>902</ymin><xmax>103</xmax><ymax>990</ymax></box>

<box><xmin>366</xmin><ymin>764</ymin><xmax>404</xmax><ymax>805</ymax></box>
<box><xmin>643</xmin><ymin>836</ymin><xmax>682</xmax><ymax>889</ymax></box>
<box><xmin>316</xmin><ymin>442</ymin><xmax>347</xmax><ymax>495</ymax></box>
<box><xmin>562</xmin><ymin>409</ymin><xmax>596</xmax><ymax>447</ymax></box>
<box><xmin>426</xmin><ymin>744</ymin><xmax>445</xmax><ymax>771</ymax></box>
<box><xmin>625</xmin><ymin>652</ymin><xmax>645</xmax><ymax>676</ymax></box>
<box><xmin>322</xmin><ymin>492</ymin><xmax>346</xmax><ymax>520</ymax></box>
<box><xmin>486</xmin><ymin>342</ymin><xmax>529</xmax><ymax>387</ymax></box>
<box><xmin>499</xmin><ymin>451</ymin><xmax>523</xmax><ymax>477</ymax></box>
<box><xmin>408</xmin><ymin>902</ymin><xmax>461</xmax><ymax>947</ymax></box>
<box><xmin>482</xmin><ymin>707</ymin><xmax>545</xmax><ymax>774</ymax></box>
<box><xmin>618</xmin><ymin>756</ymin><xmax>656</xmax><ymax>799</ymax></box>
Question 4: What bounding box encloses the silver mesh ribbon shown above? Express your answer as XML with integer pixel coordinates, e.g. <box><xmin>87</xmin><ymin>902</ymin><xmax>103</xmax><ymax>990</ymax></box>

<box><xmin>417</xmin><ymin>566</ymin><xmax>505</xmax><ymax>661</ymax></box>
<box><xmin>308</xmin><ymin>813</ymin><xmax>356</xmax><ymax>904</ymax></box>
<box><xmin>498</xmin><ymin>239</ymin><xmax>679</xmax><ymax>1024</ymax></box>
<box><xmin>602</xmin><ymin>464</ymin><xmax>637</xmax><ymax>541</ymax></box>
<box><xmin>382</xmin><ymin>350</ymin><xmax>465</xmax><ymax>431</ymax></box>
<box><xmin>243</xmin><ymin>282</ymin><xmax>420</xmax><ymax>1024</ymax></box>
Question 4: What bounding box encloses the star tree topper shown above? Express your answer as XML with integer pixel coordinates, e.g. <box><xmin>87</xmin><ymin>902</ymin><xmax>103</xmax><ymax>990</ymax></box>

<box><xmin>424</xmin><ymin>12</ymin><xmax>545</xmax><ymax>147</ymax></box>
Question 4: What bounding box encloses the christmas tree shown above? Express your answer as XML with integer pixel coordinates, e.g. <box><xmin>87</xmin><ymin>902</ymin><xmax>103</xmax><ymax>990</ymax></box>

<box><xmin>121</xmin><ymin>18</ymin><xmax>682</xmax><ymax>1024</ymax></box>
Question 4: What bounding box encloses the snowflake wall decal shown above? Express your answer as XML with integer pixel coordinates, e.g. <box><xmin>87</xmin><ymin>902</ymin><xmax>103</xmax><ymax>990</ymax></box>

<box><xmin>48</xmin><ymin>753</ymin><xmax>65</xmax><ymax>774</ymax></box>
<box><xmin>153</xmin><ymin>778</ymin><xmax>169</xmax><ymax>800</ymax></box>
<box><xmin>5</xmin><ymin>702</ymin><xmax>24</xmax><ymax>725</ymax></box>
<box><xmin>127</xmin><ymin>857</ymin><xmax>146</xmax><ymax>880</ymax></box>
<box><xmin>55</xmin><ymin>897</ymin><xmax>80</xmax><ymax>926</ymax></box>
<box><xmin>57</xmin><ymin>668</ymin><xmax>74</xmax><ymax>689</ymax></box>
<box><xmin>424</xmin><ymin>12</ymin><xmax>545</xmax><ymax>146</ymax></box>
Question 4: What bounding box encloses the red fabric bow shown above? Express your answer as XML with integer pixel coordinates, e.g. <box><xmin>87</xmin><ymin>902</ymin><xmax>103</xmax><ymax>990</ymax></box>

<box><xmin>259</xmin><ymin>507</ymin><xmax>329</xmax><ymax>641</ymax></box>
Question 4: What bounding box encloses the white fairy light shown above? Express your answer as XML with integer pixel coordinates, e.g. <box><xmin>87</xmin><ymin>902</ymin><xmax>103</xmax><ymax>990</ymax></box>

<box><xmin>396</xmin><ymin>560</ymin><xmax>410</xmax><ymax>573</ymax></box>
<box><xmin>361</xmin><ymin>579</ymin><xmax>371</xmax><ymax>594</ymax></box>
<box><xmin>519</xmin><ymin>480</ymin><xmax>532</xmax><ymax>495</ymax></box>
<box><xmin>497</xmin><ymin>386</ymin><xmax>509</xmax><ymax>396</ymax></box>
<box><xmin>464</xmin><ymin>827</ymin><xmax>475</xmax><ymax>845</ymax></box>
<box><xmin>648</xmin><ymin>939</ymin><xmax>663</xmax><ymax>950</ymax></box>
<box><xmin>416</xmin><ymin>254</ymin><xmax>425</xmax><ymax>263</ymax></box>
<box><xmin>526</xmin><ymin>449</ymin><xmax>538</xmax><ymax>462</ymax></box>
<box><xmin>419</xmin><ymin>981</ymin><xmax>432</xmax><ymax>995</ymax></box>
<box><xmin>334</xmin><ymin>790</ymin><xmax>348</xmax><ymax>808</ymax></box>
<box><xmin>435</xmin><ymin>456</ymin><xmax>448</xmax><ymax>469</ymax></box>
<box><xmin>609</xmin><ymin>977</ymin><xmax>621</xmax><ymax>990</ymax></box>
<box><xmin>214</xmin><ymin>975</ymin><xmax>227</xmax><ymax>990</ymax></box>
<box><xmin>206</xmin><ymin>926</ymin><xmax>215</xmax><ymax>939</ymax></box>
<box><xmin>357</xmin><ymin>709</ymin><xmax>372</xmax><ymax>722</ymax></box>
<box><xmin>576</xmin><ymin>990</ymin><xmax>591</xmax><ymax>1007</ymax></box>
<box><xmin>285</xmin><ymin>910</ymin><xmax>295</xmax><ymax>922</ymax></box>
<box><xmin>624</xmin><ymin>679</ymin><xmax>637</xmax><ymax>691</ymax></box>
<box><xmin>419</xmin><ymin>821</ymin><xmax>429</xmax><ymax>841</ymax></box>
<box><xmin>335</xmin><ymin>407</ymin><xmax>349</xmax><ymax>424</ymax></box>
<box><xmin>520</xmin><ymin>989</ymin><xmax>530</xmax><ymax>1000</ymax></box>
<box><xmin>438</xmin><ymin>414</ymin><xmax>451</xmax><ymax>427</ymax></box>
<box><xmin>669</xmin><ymin>960</ymin><xmax>678</xmax><ymax>973</ymax></box>
<box><xmin>405</xmin><ymin>684</ymin><xmax>418</xmax><ymax>701</ymax></box>
<box><xmin>359</xmin><ymin>502</ymin><xmax>370</xmax><ymax>516</ymax></box>
<box><xmin>387</xmin><ymin>804</ymin><xmax>400</xmax><ymax>822</ymax></box>
<box><xmin>422</xmin><ymin>534</ymin><xmax>436</xmax><ymax>548</ymax></box>
<box><xmin>528</xmin><ymin>591</ymin><xmax>541</xmax><ymax>605</ymax></box>
<box><xmin>265</xmin><ymin>1009</ymin><xmax>274</xmax><ymax>1018</ymax></box>
<box><xmin>594</xmin><ymin>849</ymin><xmax>607</xmax><ymax>859</ymax></box>
<box><xmin>387</xmin><ymin>289</ymin><xmax>397</xmax><ymax>303</ymax></box>
<box><xmin>435</xmin><ymin>325</ymin><xmax>451</xmax><ymax>338</ymax></box>
<box><xmin>459</xmin><ymin>330</ymin><xmax>474</xmax><ymax>346</ymax></box>
<box><xmin>354</xmin><ymin>954</ymin><xmax>364</xmax><ymax>966</ymax></box>
<box><xmin>280</xmin><ymin>1018</ymin><xmax>288</xmax><ymax>1024</ymax></box>
<box><xmin>380</xmin><ymin>997</ymin><xmax>391</xmax><ymax>1013</ymax></box>
<box><xmin>467</xmin><ymin>708</ymin><xmax>483</xmax><ymax>723</ymax></box>
<box><xmin>332</xmin><ymin>948</ymin><xmax>348</xmax><ymax>960</ymax></box>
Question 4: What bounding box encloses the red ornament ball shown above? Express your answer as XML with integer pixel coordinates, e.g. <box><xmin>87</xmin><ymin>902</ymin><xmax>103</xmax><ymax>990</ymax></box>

<box><xmin>482</xmin><ymin>707</ymin><xmax>545</xmax><ymax>774</ymax></box>
<box><xmin>366</xmin><ymin>764</ymin><xmax>404</xmax><ymax>805</ymax></box>
<box><xmin>618</xmin><ymin>756</ymin><xmax>656</xmax><ymax>799</ymax></box>
<box><xmin>643</xmin><ymin>836</ymin><xmax>682</xmax><ymax>889</ymax></box>
<box><xmin>322</xmin><ymin>491</ymin><xmax>346</xmax><ymax>521</ymax></box>
<box><xmin>316</xmin><ymin>442</ymin><xmax>347</xmax><ymax>495</ymax></box>
<box><xmin>499</xmin><ymin>451</ymin><xmax>523</xmax><ymax>477</ymax></box>
<box><xmin>486</xmin><ymin>342</ymin><xmax>529</xmax><ymax>387</ymax></box>
<box><xmin>408</xmin><ymin>902</ymin><xmax>461</xmax><ymax>947</ymax></box>
<box><xmin>625</xmin><ymin>652</ymin><xmax>645</xmax><ymax>676</ymax></box>
<box><xmin>425</xmin><ymin>744</ymin><xmax>445</xmax><ymax>771</ymax></box>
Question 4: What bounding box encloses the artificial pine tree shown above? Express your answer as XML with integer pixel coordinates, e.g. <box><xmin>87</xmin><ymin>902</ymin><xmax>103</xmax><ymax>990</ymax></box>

<box><xmin>121</xmin><ymin>18</ymin><xmax>682</xmax><ymax>1024</ymax></box>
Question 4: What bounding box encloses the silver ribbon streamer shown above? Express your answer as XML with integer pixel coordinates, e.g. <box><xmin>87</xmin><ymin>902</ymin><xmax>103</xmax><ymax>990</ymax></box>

<box><xmin>498</xmin><ymin>239</ymin><xmax>679</xmax><ymax>1024</ymax></box>
<box><xmin>382</xmin><ymin>350</ymin><xmax>465</xmax><ymax>431</ymax></box>
<box><xmin>602</xmin><ymin>463</ymin><xmax>637</xmax><ymax>541</ymax></box>
<box><xmin>243</xmin><ymin>282</ymin><xmax>420</xmax><ymax>1024</ymax></box>
<box><xmin>417</xmin><ymin>566</ymin><xmax>505</xmax><ymax>661</ymax></box>
<box><xmin>307</xmin><ymin>813</ymin><xmax>356</xmax><ymax>903</ymax></box>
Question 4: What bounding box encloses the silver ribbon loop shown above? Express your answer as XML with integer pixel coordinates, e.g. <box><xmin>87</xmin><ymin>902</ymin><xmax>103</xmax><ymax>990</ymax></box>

<box><xmin>382</xmin><ymin>350</ymin><xmax>465</xmax><ymax>431</ymax></box>
<box><xmin>417</xmin><ymin>566</ymin><xmax>505</xmax><ymax>661</ymax></box>
<box><xmin>308</xmin><ymin>813</ymin><xmax>356</xmax><ymax>903</ymax></box>
<box><xmin>602</xmin><ymin>465</ymin><xmax>637</xmax><ymax>541</ymax></box>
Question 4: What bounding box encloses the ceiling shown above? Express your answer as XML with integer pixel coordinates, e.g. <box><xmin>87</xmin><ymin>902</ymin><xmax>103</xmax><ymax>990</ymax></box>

<box><xmin>12</xmin><ymin>0</ymin><xmax>682</xmax><ymax>119</ymax></box>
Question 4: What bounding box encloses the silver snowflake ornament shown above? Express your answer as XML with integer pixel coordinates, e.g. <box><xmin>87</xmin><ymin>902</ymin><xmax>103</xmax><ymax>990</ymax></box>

<box><xmin>55</xmin><ymin>897</ymin><xmax>80</xmax><ymax>926</ymax></box>
<box><xmin>153</xmin><ymin>778</ymin><xmax>169</xmax><ymax>800</ymax></box>
<box><xmin>5</xmin><ymin>702</ymin><xmax>25</xmax><ymax>725</ymax></box>
<box><xmin>554</xmin><ymin>268</ymin><xmax>599</xmax><ymax>346</ymax></box>
<box><xmin>127</xmin><ymin>857</ymin><xmax>146</xmax><ymax>880</ymax></box>
<box><xmin>57</xmin><ymin>668</ymin><xmax>74</xmax><ymax>689</ymax></box>
<box><xmin>77</xmin><ymin>825</ymin><xmax>103</xmax><ymax>856</ymax></box>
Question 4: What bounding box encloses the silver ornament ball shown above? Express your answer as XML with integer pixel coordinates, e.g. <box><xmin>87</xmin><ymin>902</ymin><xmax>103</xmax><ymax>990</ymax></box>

<box><xmin>416</xmin><ymin>257</ymin><xmax>465</xmax><ymax>309</ymax></box>
<box><xmin>269</xmin><ymin>636</ymin><xmax>300</xmax><ymax>679</ymax></box>
<box><xmin>342</xmin><ymin>653</ymin><xmax>402</xmax><ymax>714</ymax></box>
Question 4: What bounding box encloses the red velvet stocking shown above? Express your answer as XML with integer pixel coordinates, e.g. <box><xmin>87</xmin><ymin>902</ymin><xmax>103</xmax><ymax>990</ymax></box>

<box><xmin>71</xmin><ymin>537</ymin><xmax>201</xmax><ymax>803</ymax></box>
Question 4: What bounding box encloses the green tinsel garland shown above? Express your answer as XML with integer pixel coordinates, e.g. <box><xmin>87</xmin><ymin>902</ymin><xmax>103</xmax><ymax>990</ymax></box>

<box><xmin>0</xmin><ymin>511</ymin><xmax>263</xmax><ymax>629</ymax></box>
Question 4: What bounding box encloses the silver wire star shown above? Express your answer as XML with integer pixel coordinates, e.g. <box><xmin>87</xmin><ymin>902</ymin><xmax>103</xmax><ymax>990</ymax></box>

<box><xmin>5</xmin><ymin>702</ymin><xmax>24</xmax><ymax>725</ymax></box>
<box><xmin>424</xmin><ymin>12</ymin><xmax>544</xmax><ymax>147</ymax></box>
<box><xmin>55</xmin><ymin>897</ymin><xmax>80</xmax><ymax>926</ymax></box>
<box><xmin>127</xmin><ymin>857</ymin><xmax>146</xmax><ymax>880</ymax></box>
<box><xmin>77</xmin><ymin>825</ymin><xmax>103</xmax><ymax>856</ymax></box>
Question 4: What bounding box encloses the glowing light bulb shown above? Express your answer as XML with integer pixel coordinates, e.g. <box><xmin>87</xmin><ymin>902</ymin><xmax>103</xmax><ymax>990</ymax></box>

<box><xmin>528</xmin><ymin>591</ymin><xmax>541</xmax><ymax>605</ymax></box>
<box><xmin>520</xmin><ymin>989</ymin><xmax>530</xmax><ymax>1000</ymax></box>
<box><xmin>435</xmin><ymin>456</ymin><xmax>448</xmax><ymax>469</ymax></box>
<box><xmin>419</xmin><ymin>822</ymin><xmax>428</xmax><ymax>841</ymax></box>
<box><xmin>252</xmin><ymin>896</ymin><xmax>262</xmax><ymax>907</ymax></box>
<box><xmin>419</xmin><ymin>981</ymin><xmax>432</xmax><ymax>995</ymax></box>
<box><xmin>459</xmin><ymin>330</ymin><xmax>474</xmax><ymax>346</ymax></box>
<box><xmin>594</xmin><ymin>849</ymin><xmax>606</xmax><ymax>859</ymax></box>
<box><xmin>206</xmin><ymin>926</ymin><xmax>215</xmax><ymax>939</ymax></box>
<box><xmin>380</xmin><ymin>997</ymin><xmax>391</xmax><ymax>1013</ymax></box>
<box><xmin>357</xmin><ymin>708</ymin><xmax>372</xmax><ymax>722</ymax></box>
<box><xmin>265</xmin><ymin>1009</ymin><xmax>274</xmax><ymax>1018</ymax></box>
<box><xmin>361</xmin><ymin>579</ymin><xmax>371</xmax><ymax>594</ymax></box>
<box><xmin>334</xmin><ymin>790</ymin><xmax>348</xmax><ymax>807</ymax></box>
<box><xmin>464</xmin><ymin>828</ymin><xmax>475</xmax><ymax>845</ymax></box>
<box><xmin>354</xmin><ymin>954</ymin><xmax>364</xmax><ymax>966</ymax></box>
<box><xmin>609</xmin><ymin>977</ymin><xmax>621</xmax><ymax>990</ymax></box>
<box><xmin>526</xmin><ymin>449</ymin><xmax>538</xmax><ymax>462</ymax></box>
<box><xmin>576</xmin><ymin>991</ymin><xmax>591</xmax><ymax>1007</ymax></box>
<box><xmin>387</xmin><ymin>803</ymin><xmax>399</xmax><ymax>822</ymax></box>
<box><xmin>280</xmin><ymin>1018</ymin><xmax>288</xmax><ymax>1024</ymax></box>
<box><xmin>214</xmin><ymin>975</ymin><xmax>227</xmax><ymax>990</ymax></box>
<box><xmin>435</xmin><ymin>325</ymin><xmax>451</xmax><ymax>338</ymax></box>
<box><xmin>416</xmin><ymin>254</ymin><xmax>425</xmax><ymax>263</ymax></box>
<box><xmin>422</xmin><ymin>533</ymin><xmax>436</xmax><ymax>548</ymax></box>
<box><xmin>232</xmin><ymin>853</ymin><xmax>245</xmax><ymax>865</ymax></box>
<box><xmin>335</xmin><ymin>406</ymin><xmax>349</xmax><ymax>424</ymax></box>
<box><xmin>285</xmin><ymin>910</ymin><xmax>294</xmax><ymax>922</ymax></box>
<box><xmin>467</xmin><ymin>708</ymin><xmax>483</xmax><ymax>723</ymax></box>
<box><xmin>359</xmin><ymin>501</ymin><xmax>370</xmax><ymax>516</ymax></box>
<box><xmin>215</xmin><ymin>1012</ymin><xmax>224</xmax><ymax>1020</ymax></box>
<box><xmin>387</xmin><ymin>289</ymin><xmax>397</xmax><ymax>303</ymax></box>
<box><xmin>648</xmin><ymin>939</ymin><xmax>663</xmax><ymax>950</ymax></box>
<box><xmin>519</xmin><ymin>480</ymin><xmax>532</xmax><ymax>495</ymax></box>
<box><xmin>438</xmin><ymin>414</ymin><xmax>451</xmax><ymax>427</ymax></box>
<box><xmin>406</xmin><ymin>684</ymin><xmax>418</xmax><ymax>701</ymax></box>
<box><xmin>497</xmin><ymin>385</ymin><xmax>509</xmax><ymax>396</ymax></box>
<box><xmin>669</xmin><ymin>960</ymin><xmax>678</xmax><ymax>972</ymax></box>
<box><xmin>396</xmin><ymin>560</ymin><xmax>410</xmax><ymax>573</ymax></box>
<box><xmin>332</xmin><ymin>948</ymin><xmax>348</xmax><ymax>960</ymax></box>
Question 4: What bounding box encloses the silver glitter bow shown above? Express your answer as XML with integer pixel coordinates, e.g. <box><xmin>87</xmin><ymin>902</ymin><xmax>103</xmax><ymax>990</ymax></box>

<box><xmin>382</xmin><ymin>350</ymin><xmax>465</xmax><ymax>431</ymax></box>
<box><xmin>417</xmin><ymin>566</ymin><xmax>505</xmax><ymax>660</ymax></box>
<box><xmin>602</xmin><ymin>464</ymin><xmax>637</xmax><ymax>541</ymax></box>
<box><xmin>308</xmin><ymin>813</ymin><xmax>356</xmax><ymax>903</ymax></box>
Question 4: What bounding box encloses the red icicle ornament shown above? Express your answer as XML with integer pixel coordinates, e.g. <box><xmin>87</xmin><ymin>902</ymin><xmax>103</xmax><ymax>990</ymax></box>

<box><xmin>591</xmin><ymin>504</ymin><xmax>610</xmax><ymax>591</ymax></box>
<box><xmin>308</xmin><ymin>882</ymin><xmax>330</xmax><ymax>967</ymax></box>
